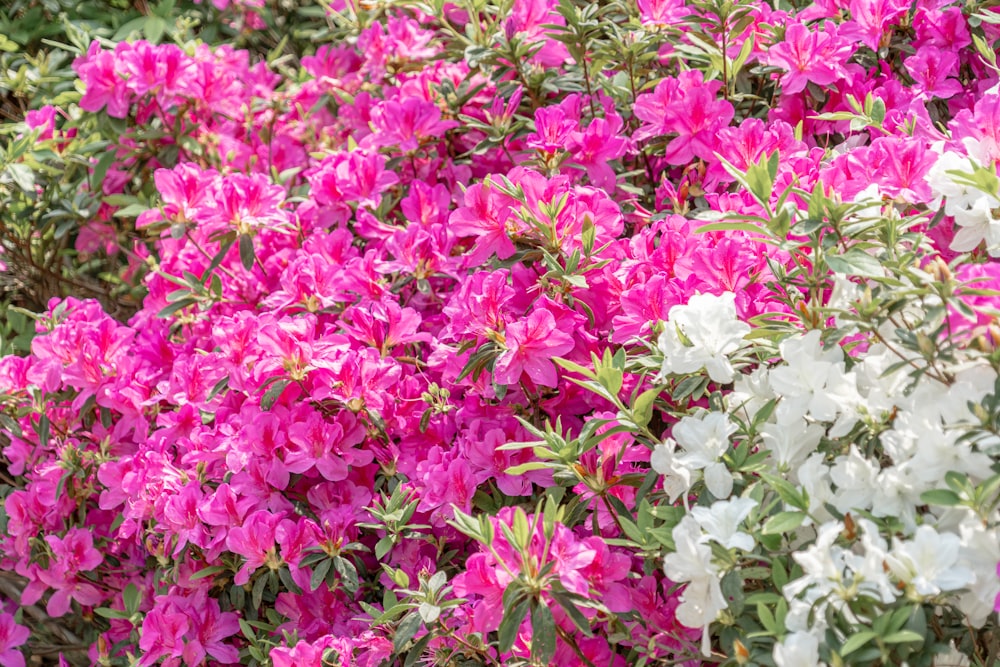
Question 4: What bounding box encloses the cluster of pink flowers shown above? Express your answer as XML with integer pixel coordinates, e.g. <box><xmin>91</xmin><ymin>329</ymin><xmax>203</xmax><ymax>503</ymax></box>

<box><xmin>2</xmin><ymin>0</ymin><xmax>1000</xmax><ymax>664</ymax></box>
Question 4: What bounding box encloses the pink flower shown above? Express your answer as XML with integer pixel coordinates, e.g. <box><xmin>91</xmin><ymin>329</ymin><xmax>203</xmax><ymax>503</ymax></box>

<box><xmin>73</xmin><ymin>41</ymin><xmax>130</xmax><ymax>117</ymax></box>
<box><xmin>370</xmin><ymin>97</ymin><xmax>458</xmax><ymax>152</ymax></box>
<box><xmin>850</xmin><ymin>0</ymin><xmax>908</xmax><ymax>51</ymax></box>
<box><xmin>906</xmin><ymin>46</ymin><xmax>963</xmax><ymax>100</ymax></box>
<box><xmin>211</xmin><ymin>172</ymin><xmax>288</xmax><ymax>232</ymax></box>
<box><xmin>449</xmin><ymin>181</ymin><xmax>519</xmax><ymax>264</ymax></box>
<box><xmin>34</xmin><ymin>529</ymin><xmax>105</xmax><ymax>617</ymax></box>
<box><xmin>138</xmin><ymin>604</ymin><xmax>190</xmax><ymax>667</ymax></box>
<box><xmin>226</xmin><ymin>509</ymin><xmax>285</xmax><ymax>585</ymax></box>
<box><xmin>0</xmin><ymin>614</ymin><xmax>29</xmax><ymax>667</ymax></box>
<box><xmin>765</xmin><ymin>22</ymin><xmax>854</xmax><ymax>94</ymax></box>
<box><xmin>633</xmin><ymin>71</ymin><xmax>734</xmax><ymax>164</ymax></box>
<box><xmin>493</xmin><ymin>308</ymin><xmax>575</xmax><ymax>387</ymax></box>
<box><xmin>526</xmin><ymin>96</ymin><xmax>581</xmax><ymax>153</ymax></box>
<box><xmin>568</xmin><ymin>114</ymin><xmax>628</xmax><ymax>190</ymax></box>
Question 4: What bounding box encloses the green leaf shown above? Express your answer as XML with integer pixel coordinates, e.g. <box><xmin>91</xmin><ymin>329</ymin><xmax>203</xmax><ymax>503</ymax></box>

<box><xmin>631</xmin><ymin>386</ymin><xmax>661</xmax><ymax>428</ymax></box>
<box><xmin>157</xmin><ymin>297</ymin><xmax>197</xmax><ymax>319</ymax></box>
<box><xmin>375</xmin><ymin>536</ymin><xmax>394</xmax><ymax>560</ymax></box>
<box><xmin>239</xmin><ymin>234</ymin><xmax>256</xmax><ymax>271</ymax></box>
<box><xmin>114</xmin><ymin>203</ymin><xmax>151</xmax><ymax>217</ymax></box>
<box><xmin>393</xmin><ymin>612</ymin><xmax>422</xmax><ymax>653</ymax></box>
<box><xmin>418</xmin><ymin>602</ymin><xmax>441</xmax><ymax>624</ymax></box>
<box><xmin>7</xmin><ymin>163</ymin><xmax>35</xmax><ymax>192</ymax></box>
<box><xmin>505</xmin><ymin>461</ymin><xmax>552</xmax><ymax>475</ymax></box>
<box><xmin>202</xmin><ymin>236</ymin><xmax>236</xmax><ymax>282</ymax></box>
<box><xmin>91</xmin><ymin>151</ymin><xmax>118</xmax><ymax>191</ymax></box>
<box><xmin>190</xmin><ymin>565</ymin><xmax>226</xmax><ymax>581</ymax></box>
<box><xmin>919</xmin><ymin>489</ymin><xmax>962</xmax><ymax>507</ymax></box>
<box><xmin>37</xmin><ymin>414</ymin><xmax>50</xmax><ymax>448</ymax></box>
<box><xmin>530</xmin><ymin>600</ymin><xmax>557</xmax><ymax>664</ymax></box>
<box><xmin>333</xmin><ymin>556</ymin><xmax>359</xmax><ymax>593</ymax></box>
<box><xmin>261</xmin><ymin>379</ymin><xmax>290</xmax><ymax>410</ymax></box>
<box><xmin>143</xmin><ymin>15</ymin><xmax>166</xmax><ymax>43</ymax></box>
<box><xmin>840</xmin><ymin>631</ymin><xmax>877</xmax><ymax>656</ymax></box>
<box><xmin>550</xmin><ymin>591</ymin><xmax>593</xmax><ymax>637</ymax></box>
<box><xmin>761</xmin><ymin>511</ymin><xmax>806</xmax><ymax>535</ymax></box>
<box><xmin>721</xmin><ymin>571</ymin><xmax>745</xmax><ymax>616</ymax></box>
<box><xmin>696</xmin><ymin>220</ymin><xmax>767</xmax><ymax>235</ymax></box>
<box><xmin>553</xmin><ymin>356</ymin><xmax>596</xmax><ymax>379</ymax></box>
<box><xmin>278</xmin><ymin>565</ymin><xmax>303</xmax><ymax>594</ymax></box>
<box><xmin>882</xmin><ymin>630</ymin><xmax>923</xmax><ymax>644</ymax></box>
<box><xmin>759</xmin><ymin>473</ymin><xmax>808</xmax><ymax>511</ymax></box>
<box><xmin>403</xmin><ymin>633</ymin><xmax>433</xmax><ymax>667</ymax></box>
<box><xmin>251</xmin><ymin>572</ymin><xmax>268</xmax><ymax>609</ymax></box>
<box><xmin>825</xmin><ymin>249</ymin><xmax>883</xmax><ymax>277</ymax></box>
<box><xmin>498</xmin><ymin>597</ymin><xmax>529</xmax><ymax>653</ymax></box>
<box><xmin>113</xmin><ymin>16</ymin><xmax>147</xmax><ymax>40</ymax></box>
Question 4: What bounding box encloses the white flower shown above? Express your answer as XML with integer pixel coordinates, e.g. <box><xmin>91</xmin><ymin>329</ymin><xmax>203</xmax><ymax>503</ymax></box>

<box><xmin>773</xmin><ymin>632</ymin><xmax>824</xmax><ymax>667</ymax></box>
<box><xmin>870</xmin><ymin>466</ymin><xmax>923</xmax><ymax>529</ymax></box>
<box><xmin>657</xmin><ymin>292</ymin><xmax>750</xmax><ymax>384</ymax></box>
<box><xmin>760</xmin><ymin>419</ymin><xmax>824</xmax><ymax>473</ymax></box>
<box><xmin>672</xmin><ymin>412</ymin><xmax>737</xmax><ymax>499</ymax></box>
<box><xmin>796</xmin><ymin>453</ymin><xmax>835</xmax><ymax>521</ymax></box>
<box><xmin>769</xmin><ymin>331</ymin><xmax>860</xmax><ymax>436</ymax></box>
<box><xmin>663</xmin><ymin>516</ymin><xmax>727</xmax><ymax>657</ymax></box>
<box><xmin>830</xmin><ymin>446</ymin><xmax>879</xmax><ymax>514</ymax></box>
<box><xmin>885</xmin><ymin>525</ymin><xmax>974</xmax><ymax>597</ymax></box>
<box><xmin>650</xmin><ymin>439</ymin><xmax>693</xmax><ymax>504</ymax></box>
<box><xmin>955</xmin><ymin>521</ymin><xmax>1000</xmax><ymax>627</ymax></box>
<box><xmin>951</xmin><ymin>195</ymin><xmax>1000</xmax><ymax>255</ymax></box>
<box><xmin>729</xmin><ymin>366</ymin><xmax>774</xmax><ymax>421</ymax></box>
<box><xmin>784</xmin><ymin>521</ymin><xmax>846</xmax><ymax>602</ymax></box>
<box><xmin>933</xmin><ymin>642</ymin><xmax>970</xmax><ymax>667</ymax></box>
<box><xmin>844</xmin><ymin>518</ymin><xmax>897</xmax><ymax>604</ymax></box>
<box><xmin>926</xmin><ymin>150</ymin><xmax>982</xmax><ymax>214</ymax></box>
<box><xmin>691</xmin><ymin>498</ymin><xmax>757</xmax><ymax>552</ymax></box>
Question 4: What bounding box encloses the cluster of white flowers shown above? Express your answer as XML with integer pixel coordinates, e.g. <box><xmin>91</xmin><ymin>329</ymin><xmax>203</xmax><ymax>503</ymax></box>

<box><xmin>926</xmin><ymin>139</ymin><xmax>1000</xmax><ymax>256</ymax></box>
<box><xmin>664</xmin><ymin>498</ymin><xmax>757</xmax><ymax>657</ymax></box>
<box><xmin>651</xmin><ymin>288</ymin><xmax>1000</xmax><ymax>663</ymax></box>
<box><xmin>656</xmin><ymin>292</ymin><xmax>751</xmax><ymax>384</ymax></box>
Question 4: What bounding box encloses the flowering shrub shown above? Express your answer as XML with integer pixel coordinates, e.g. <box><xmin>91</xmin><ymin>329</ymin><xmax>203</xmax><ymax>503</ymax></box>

<box><xmin>3</xmin><ymin>0</ymin><xmax>1000</xmax><ymax>665</ymax></box>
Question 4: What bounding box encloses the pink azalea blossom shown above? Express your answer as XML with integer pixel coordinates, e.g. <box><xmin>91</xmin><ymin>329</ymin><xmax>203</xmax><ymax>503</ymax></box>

<box><xmin>493</xmin><ymin>308</ymin><xmax>575</xmax><ymax>387</ymax></box>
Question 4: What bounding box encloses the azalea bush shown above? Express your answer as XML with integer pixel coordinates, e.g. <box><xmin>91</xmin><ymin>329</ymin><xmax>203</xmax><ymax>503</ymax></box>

<box><xmin>2</xmin><ymin>0</ymin><xmax>1000</xmax><ymax>665</ymax></box>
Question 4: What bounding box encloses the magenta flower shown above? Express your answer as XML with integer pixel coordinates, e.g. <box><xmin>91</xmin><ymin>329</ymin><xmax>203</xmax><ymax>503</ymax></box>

<box><xmin>765</xmin><ymin>22</ymin><xmax>853</xmax><ymax>94</ymax></box>
<box><xmin>138</xmin><ymin>604</ymin><xmax>190</xmax><ymax>667</ymax></box>
<box><xmin>72</xmin><ymin>41</ymin><xmax>130</xmax><ymax>118</ymax></box>
<box><xmin>450</xmin><ymin>182</ymin><xmax>519</xmax><ymax>264</ymax></box>
<box><xmin>493</xmin><ymin>308</ymin><xmax>575</xmax><ymax>387</ymax></box>
<box><xmin>0</xmin><ymin>614</ymin><xmax>29</xmax><ymax>667</ymax></box>
<box><xmin>633</xmin><ymin>71</ymin><xmax>734</xmax><ymax>164</ymax></box>
<box><xmin>906</xmin><ymin>46</ymin><xmax>963</xmax><ymax>100</ymax></box>
<box><xmin>226</xmin><ymin>509</ymin><xmax>285</xmax><ymax>585</ymax></box>
<box><xmin>526</xmin><ymin>96</ymin><xmax>581</xmax><ymax>153</ymax></box>
<box><xmin>850</xmin><ymin>0</ymin><xmax>908</xmax><ymax>51</ymax></box>
<box><xmin>35</xmin><ymin>529</ymin><xmax>105</xmax><ymax>617</ymax></box>
<box><xmin>370</xmin><ymin>97</ymin><xmax>458</xmax><ymax>152</ymax></box>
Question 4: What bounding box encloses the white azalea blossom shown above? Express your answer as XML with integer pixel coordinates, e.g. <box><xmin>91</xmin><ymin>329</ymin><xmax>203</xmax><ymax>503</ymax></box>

<box><xmin>925</xmin><ymin>147</ymin><xmax>1000</xmax><ymax>256</ymax></box>
<box><xmin>933</xmin><ymin>642</ymin><xmax>971</xmax><ymax>667</ymax></box>
<box><xmin>691</xmin><ymin>497</ymin><xmax>757</xmax><ymax>552</ymax></box>
<box><xmin>645</xmin><ymin>163</ymin><xmax>1000</xmax><ymax>666</ymax></box>
<box><xmin>955</xmin><ymin>520</ymin><xmax>1000</xmax><ymax>626</ymax></box>
<box><xmin>884</xmin><ymin>526</ymin><xmax>974</xmax><ymax>597</ymax></box>
<box><xmin>661</xmin><ymin>411</ymin><xmax>738</xmax><ymax>500</ymax></box>
<box><xmin>769</xmin><ymin>330</ymin><xmax>861</xmax><ymax>436</ymax></box>
<box><xmin>773</xmin><ymin>632</ymin><xmax>825</xmax><ymax>667</ymax></box>
<box><xmin>657</xmin><ymin>292</ymin><xmax>750</xmax><ymax>384</ymax></box>
<box><xmin>760</xmin><ymin>419</ymin><xmax>824</xmax><ymax>474</ymax></box>
<box><xmin>663</xmin><ymin>516</ymin><xmax>727</xmax><ymax>657</ymax></box>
